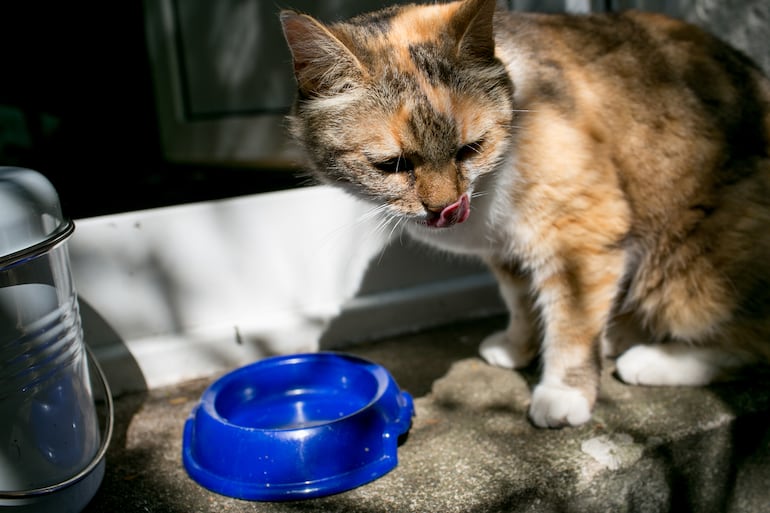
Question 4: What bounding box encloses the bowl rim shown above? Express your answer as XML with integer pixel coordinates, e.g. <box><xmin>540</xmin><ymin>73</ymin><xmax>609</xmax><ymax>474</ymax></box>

<box><xmin>199</xmin><ymin>351</ymin><xmax>391</xmax><ymax>431</ymax></box>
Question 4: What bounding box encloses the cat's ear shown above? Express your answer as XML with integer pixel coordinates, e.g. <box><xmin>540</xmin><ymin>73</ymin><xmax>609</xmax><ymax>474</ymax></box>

<box><xmin>280</xmin><ymin>10</ymin><xmax>365</xmax><ymax>96</ymax></box>
<box><xmin>450</xmin><ymin>0</ymin><xmax>497</xmax><ymax>61</ymax></box>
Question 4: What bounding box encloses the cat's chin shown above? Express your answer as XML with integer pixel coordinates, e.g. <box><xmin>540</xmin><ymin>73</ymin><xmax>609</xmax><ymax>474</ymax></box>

<box><xmin>423</xmin><ymin>194</ymin><xmax>471</xmax><ymax>228</ymax></box>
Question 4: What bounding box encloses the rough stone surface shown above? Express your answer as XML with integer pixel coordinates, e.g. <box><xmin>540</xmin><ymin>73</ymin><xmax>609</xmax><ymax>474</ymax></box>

<box><xmin>82</xmin><ymin>316</ymin><xmax>770</xmax><ymax>513</ymax></box>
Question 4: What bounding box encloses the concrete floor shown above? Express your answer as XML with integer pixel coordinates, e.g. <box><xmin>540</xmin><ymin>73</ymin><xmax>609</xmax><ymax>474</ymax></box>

<box><xmin>80</xmin><ymin>315</ymin><xmax>770</xmax><ymax>513</ymax></box>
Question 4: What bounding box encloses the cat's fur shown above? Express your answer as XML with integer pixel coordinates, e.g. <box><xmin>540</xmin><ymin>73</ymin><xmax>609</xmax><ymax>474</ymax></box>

<box><xmin>280</xmin><ymin>0</ymin><xmax>770</xmax><ymax>428</ymax></box>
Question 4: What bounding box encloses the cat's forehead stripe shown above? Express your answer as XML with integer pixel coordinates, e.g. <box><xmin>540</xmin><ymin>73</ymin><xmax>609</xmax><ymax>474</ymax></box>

<box><xmin>409</xmin><ymin>43</ymin><xmax>455</xmax><ymax>86</ymax></box>
<box><xmin>389</xmin><ymin>2</ymin><xmax>461</xmax><ymax>43</ymax></box>
<box><xmin>349</xmin><ymin>0</ymin><xmax>462</xmax><ymax>57</ymax></box>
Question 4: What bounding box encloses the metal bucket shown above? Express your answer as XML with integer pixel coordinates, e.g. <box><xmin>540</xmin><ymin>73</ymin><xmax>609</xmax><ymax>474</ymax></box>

<box><xmin>0</xmin><ymin>167</ymin><xmax>112</xmax><ymax>512</ymax></box>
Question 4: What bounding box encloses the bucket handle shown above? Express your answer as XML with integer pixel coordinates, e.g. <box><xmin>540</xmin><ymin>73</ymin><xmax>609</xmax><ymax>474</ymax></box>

<box><xmin>0</xmin><ymin>344</ymin><xmax>114</xmax><ymax>499</ymax></box>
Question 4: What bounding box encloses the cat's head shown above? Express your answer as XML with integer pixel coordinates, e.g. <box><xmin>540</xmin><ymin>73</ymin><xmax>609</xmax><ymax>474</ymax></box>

<box><xmin>280</xmin><ymin>0</ymin><xmax>514</xmax><ymax>228</ymax></box>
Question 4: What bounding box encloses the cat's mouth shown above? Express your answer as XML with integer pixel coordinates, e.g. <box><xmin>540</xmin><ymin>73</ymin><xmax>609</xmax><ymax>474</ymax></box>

<box><xmin>424</xmin><ymin>194</ymin><xmax>471</xmax><ymax>228</ymax></box>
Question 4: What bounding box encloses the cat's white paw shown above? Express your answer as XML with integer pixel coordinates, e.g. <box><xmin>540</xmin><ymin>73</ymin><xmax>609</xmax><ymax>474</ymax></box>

<box><xmin>529</xmin><ymin>382</ymin><xmax>592</xmax><ymax>428</ymax></box>
<box><xmin>479</xmin><ymin>331</ymin><xmax>516</xmax><ymax>368</ymax></box>
<box><xmin>479</xmin><ymin>330</ymin><xmax>535</xmax><ymax>369</ymax></box>
<box><xmin>615</xmin><ymin>344</ymin><xmax>731</xmax><ymax>386</ymax></box>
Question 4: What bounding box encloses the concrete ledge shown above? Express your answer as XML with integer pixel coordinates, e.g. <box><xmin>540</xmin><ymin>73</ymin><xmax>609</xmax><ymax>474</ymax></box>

<box><xmin>407</xmin><ymin>359</ymin><xmax>770</xmax><ymax>513</ymax></box>
<box><xmin>82</xmin><ymin>316</ymin><xmax>770</xmax><ymax>513</ymax></box>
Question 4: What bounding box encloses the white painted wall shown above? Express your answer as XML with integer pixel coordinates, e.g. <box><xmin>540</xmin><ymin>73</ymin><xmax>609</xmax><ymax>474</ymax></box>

<box><xmin>70</xmin><ymin>186</ymin><xmax>502</xmax><ymax>395</ymax></box>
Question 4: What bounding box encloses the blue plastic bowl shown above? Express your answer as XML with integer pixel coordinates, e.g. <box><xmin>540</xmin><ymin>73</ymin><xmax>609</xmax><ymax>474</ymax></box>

<box><xmin>182</xmin><ymin>352</ymin><xmax>414</xmax><ymax>501</ymax></box>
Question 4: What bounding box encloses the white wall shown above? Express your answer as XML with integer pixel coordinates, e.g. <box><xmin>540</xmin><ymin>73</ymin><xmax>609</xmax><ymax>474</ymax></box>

<box><xmin>71</xmin><ymin>186</ymin><xmax>502</xmax><ymax>395</ymax></box>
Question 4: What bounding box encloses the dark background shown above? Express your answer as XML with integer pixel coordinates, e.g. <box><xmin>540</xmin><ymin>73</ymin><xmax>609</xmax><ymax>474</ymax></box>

<box><xmin>0</xmin><ymin>3</ymin><xmax>304</xmax><ymax>220</ymax></box>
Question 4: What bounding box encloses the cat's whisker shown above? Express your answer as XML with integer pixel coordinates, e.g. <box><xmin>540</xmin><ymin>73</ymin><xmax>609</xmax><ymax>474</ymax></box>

<box><xmin>387</xmin><ymin>215</ymin><xmax>406</xmax><ymax>242</ymax></box>
<box><xmin>359</xmin><ymin>203</ymin><xmax>390</xmax><ymax>223</ymax></box>
<box><xmin>385</xmin><ymin>217</ymin><xmax>405</xmax><ymax>242</ymax></box>
<box><xmin>360</xmin><ymin>211</ymin><xmax>405</xmax><ymax>265</ymax></box>
<box><xmin>370</xmin><ymin>210</ymin><xmax>397</xmax><ymax>239</ymax></box>
<box><xmin>371</xmin><ymin>212</ymin><xmax>401</xmax><ymax>237</ymax></box>
<box><xmin>309</xmin><ymin>202</ymin><xmax>392</xmax><ymax>255</ymax></box>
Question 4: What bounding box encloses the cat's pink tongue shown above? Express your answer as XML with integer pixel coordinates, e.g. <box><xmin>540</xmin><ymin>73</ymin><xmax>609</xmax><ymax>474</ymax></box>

<box><xmin>430</xmin><ymin>194</ymin><xmax>470</xmax><ymax>228</ymax></box>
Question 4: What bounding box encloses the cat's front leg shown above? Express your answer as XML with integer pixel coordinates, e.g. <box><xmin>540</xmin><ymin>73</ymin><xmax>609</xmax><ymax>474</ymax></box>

<box><xmin>479</xmin><ymin>261</ymin><xmax>539</xmax><ymax>369</ymax></box>
<box><xmin>528</xmin><ymin>252</ymin><xmax>625</xmax><ymax>428</ymax></box>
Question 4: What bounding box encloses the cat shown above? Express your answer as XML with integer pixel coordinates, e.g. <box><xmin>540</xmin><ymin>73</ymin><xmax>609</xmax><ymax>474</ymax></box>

<box><xmin>279</xmin><ymin>0</ymin><xmax>770</xmax><ymax>428</ymax></box>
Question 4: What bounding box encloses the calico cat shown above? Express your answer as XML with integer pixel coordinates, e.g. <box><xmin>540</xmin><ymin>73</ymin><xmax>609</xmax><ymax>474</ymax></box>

<box><xmin>279</xmin><ymin>0</ymin><xmax>770</xmax><ymax>428</ymax></box>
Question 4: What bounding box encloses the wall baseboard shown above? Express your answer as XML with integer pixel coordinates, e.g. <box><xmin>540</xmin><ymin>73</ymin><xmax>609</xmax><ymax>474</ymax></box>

<box><xmin>86</xmin><ymin>272</ymin><xmax>504</xmax><ymax>394</ymax></box>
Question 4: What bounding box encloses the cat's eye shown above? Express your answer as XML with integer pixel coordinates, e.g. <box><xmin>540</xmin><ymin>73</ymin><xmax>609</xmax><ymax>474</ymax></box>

<box><xmin>373</xmin><ymin>155</ymin><xmax>415</xmax><ymax>174</ymax></box>
<box><xmin>455</xmin><ymin>140</ymin><xmax>484</xmax><ymax>162</ymax></box>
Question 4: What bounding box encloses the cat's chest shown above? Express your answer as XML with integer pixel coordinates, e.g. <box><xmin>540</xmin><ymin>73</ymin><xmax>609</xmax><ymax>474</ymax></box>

<box><xmin>404</xmin><ymin>187</ymin><xmax>502</xmax><ymax>258</ymax></box>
